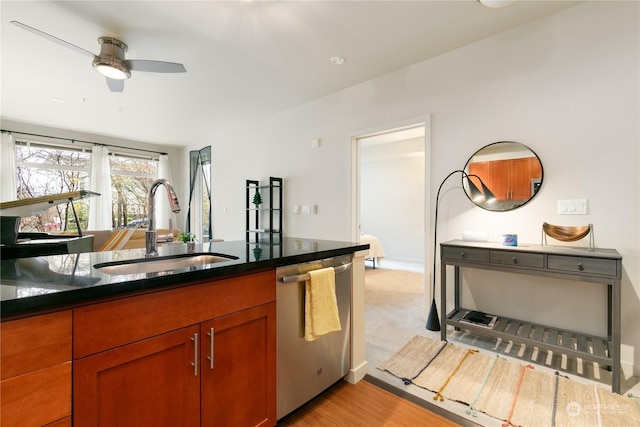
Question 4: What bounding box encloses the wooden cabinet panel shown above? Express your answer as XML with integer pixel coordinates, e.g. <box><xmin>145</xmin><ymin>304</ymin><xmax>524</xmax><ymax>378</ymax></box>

<box><xmin>509</xmin><ymin>157</ymin><xmax>533</xmax><ymax>201</ymax></box>
<box><xmin>1</xmin><ymin>362</ymin><xmax>71</xmax><ymax>427</ymax></box>
<box><xmin>469</xmin><ymin>157</ymin><xmax>539</xmax><ymax>202</ymax></box>
<box><xmin>488</xmin><ymin>160</ymin><xmax>510</xmax><ymax>201</ymax></box>
<box><xmin>43</xmin><ymin>417</ymin><xmax>71</xmax><ymax>427</ymax></box>
<box><xmin>74</xmin><ymin>326</ymin><xmax>200</xmax><ymax>427</ymax></box>
<box><xmin>530</xmin><ymin>156</ymin><xmax>542</xmax><ymax>178</ymax></box>
<box><xmin>201</xmin><ymin>302</ymin><xmax>276</xmax><ymax>427</ymax></box>
<box><xmin>1</xmin><ymin>310</ymin><xmax>72</xmax><ymax>380</ymax></box>
<box><xmin>74</xmin><ymin>270</ymin><xmax>276</xmax><ymax>358</ymax></box>
<box><xmin>73</xmin><ymin>270</ymin><xmax>277</xmax><ymax>426</ymax></box>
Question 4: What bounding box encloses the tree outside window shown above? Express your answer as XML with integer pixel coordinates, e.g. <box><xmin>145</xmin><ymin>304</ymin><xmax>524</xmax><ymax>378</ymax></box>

<box><xmin>15</xmin><ymin>141</ymin><xmax>157</xmax><ymax>232</ymax></box>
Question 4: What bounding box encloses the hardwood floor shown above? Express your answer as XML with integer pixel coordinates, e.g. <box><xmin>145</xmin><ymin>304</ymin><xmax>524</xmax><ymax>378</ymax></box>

<box><xmin>277</xmin><ymin>379</ymin><xmax>460</xmax><ymax>427</ymax></box>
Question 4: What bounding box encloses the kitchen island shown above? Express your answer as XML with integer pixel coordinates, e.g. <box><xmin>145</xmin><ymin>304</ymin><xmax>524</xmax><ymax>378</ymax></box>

<box><xmin>0</xmin><ymin>237</ymin><xmax>369</xmax><ymax>427</ymax></box>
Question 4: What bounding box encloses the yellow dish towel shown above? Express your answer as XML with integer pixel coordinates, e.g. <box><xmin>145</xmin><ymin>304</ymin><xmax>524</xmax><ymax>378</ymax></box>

<box><xmin>304</xmin><ymin>267</ymin><xmax>341</xmax><ymax>342</ymax></box>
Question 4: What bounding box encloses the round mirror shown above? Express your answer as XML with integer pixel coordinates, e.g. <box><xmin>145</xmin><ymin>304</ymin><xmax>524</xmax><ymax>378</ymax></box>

<box><xmin>463</xmin><ymin>141</ymin><xmax>543</xmax><ymax>211</ymax></box>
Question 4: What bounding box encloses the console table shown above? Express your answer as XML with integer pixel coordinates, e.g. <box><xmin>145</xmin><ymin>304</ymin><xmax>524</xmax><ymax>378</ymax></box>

<box><xmin>439</xmin><ymin>240</ymin><xmax>623</xmax><ymax>393</ymax></box>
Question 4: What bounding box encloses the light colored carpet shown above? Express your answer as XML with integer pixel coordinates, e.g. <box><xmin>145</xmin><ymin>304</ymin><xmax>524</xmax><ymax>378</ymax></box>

<box><xmin>378</xmin><ymin>335</ymin><xmax>640</xmax><ymax>427</ymax></box>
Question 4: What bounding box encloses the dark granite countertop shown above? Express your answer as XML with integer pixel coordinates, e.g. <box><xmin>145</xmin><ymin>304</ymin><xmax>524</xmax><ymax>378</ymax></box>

<box><xmin>0</xmin><ymin>237</ymin><xmax>369</xmax><ymax>318</ymax></box>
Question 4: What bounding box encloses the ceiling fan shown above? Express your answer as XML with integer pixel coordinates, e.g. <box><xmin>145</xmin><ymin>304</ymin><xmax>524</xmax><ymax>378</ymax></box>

<box><xmin>10</xmin><ymin>21</ymin><xmax>186</xmax><ymax>92</ymax></box>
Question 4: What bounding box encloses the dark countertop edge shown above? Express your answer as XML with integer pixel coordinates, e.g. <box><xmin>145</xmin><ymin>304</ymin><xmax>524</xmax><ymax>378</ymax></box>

<box><xmin>1</xmin><ymin>243</ymin><xmax>369</xmax><ymax>320</ymax></box>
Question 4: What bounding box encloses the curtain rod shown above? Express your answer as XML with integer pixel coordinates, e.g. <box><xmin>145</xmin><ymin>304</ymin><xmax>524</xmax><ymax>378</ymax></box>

<box><xmin>1</xmin><ymin>129</ymin><xmax>168</xmax><ymax>156</ymax></box>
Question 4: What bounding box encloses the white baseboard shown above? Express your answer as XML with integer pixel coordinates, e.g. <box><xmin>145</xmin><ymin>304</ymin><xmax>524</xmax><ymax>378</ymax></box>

<box><xmin>345</xmin><ymin>360</ymin><xmax>369</xmax><ymax>384</ymax></box>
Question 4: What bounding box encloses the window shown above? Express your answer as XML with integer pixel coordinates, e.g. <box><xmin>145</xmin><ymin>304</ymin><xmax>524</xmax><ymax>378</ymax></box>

<box><xmin>110</xmin><ymin>154</ymin><xmax>157</xmax><ymax>228</ymax></box>
<box><xmin>16</xmin><ymin>142</ymin><xmax>91</xmax><ymax>232</ymax></box>
<box><xmin>15</xmin><ymin>139</ymin><xmax>158</xmax><ymax>232</ymax></box>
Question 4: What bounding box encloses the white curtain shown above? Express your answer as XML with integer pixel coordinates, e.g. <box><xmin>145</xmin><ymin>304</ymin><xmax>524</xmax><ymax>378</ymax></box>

<box><xmin>88</xmin><ymin>145</ymin><xmax>113</xmax><ymax>230</ymax></box>
<box><xmin>0</xmin><ymin>133</ymin><xmax>17</xmax><ymax>202</ymax></box>
<box><xmin>156</xmin><ymin>154</ymin><xmax>175</xmax><ymax>231</ymax></box>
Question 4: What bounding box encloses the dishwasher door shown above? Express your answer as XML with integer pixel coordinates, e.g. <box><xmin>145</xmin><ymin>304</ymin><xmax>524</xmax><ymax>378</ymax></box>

<box><xmin>276</xmin><ymin>255</ymin><xmax>351</xmax><ymax>420</ymax></box>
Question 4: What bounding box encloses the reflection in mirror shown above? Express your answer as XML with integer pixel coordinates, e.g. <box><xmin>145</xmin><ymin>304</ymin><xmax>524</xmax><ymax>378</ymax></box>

<box><xmin>187</xmin><ymin>146</ymin><xmax>211</xmax><ymax>241</ymax></box>
<box><xmin>464</xmin><ymin>141</ymin><xmax>543</xmax><ymax>211</ymax></box>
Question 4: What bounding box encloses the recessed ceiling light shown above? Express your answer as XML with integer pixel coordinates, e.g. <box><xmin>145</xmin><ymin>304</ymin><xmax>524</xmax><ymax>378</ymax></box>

<box><xmin>330</xmin><ymin>56</ymin><xmax>345</xmax><ymax>65</ymax></box>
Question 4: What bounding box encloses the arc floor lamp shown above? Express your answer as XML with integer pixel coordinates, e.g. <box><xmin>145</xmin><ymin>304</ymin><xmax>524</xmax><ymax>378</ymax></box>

<box><xmin>426</xmin><ymin>170</ymin><xmax>496</xmax><ymax>331</ymax></box>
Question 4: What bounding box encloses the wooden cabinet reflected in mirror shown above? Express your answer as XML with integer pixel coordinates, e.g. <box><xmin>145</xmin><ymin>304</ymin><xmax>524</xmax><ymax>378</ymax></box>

<box><xmin>464</xmin><ymin>141</ymin><xmax>543</xmax><ymax>211</ymax></box>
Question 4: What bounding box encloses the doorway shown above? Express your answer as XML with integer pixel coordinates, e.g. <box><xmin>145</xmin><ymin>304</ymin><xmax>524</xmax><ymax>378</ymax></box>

<box><xmin>350</xmin><ymin>115</ymin><xmax>431</xmax><ymax>303</ymax></box>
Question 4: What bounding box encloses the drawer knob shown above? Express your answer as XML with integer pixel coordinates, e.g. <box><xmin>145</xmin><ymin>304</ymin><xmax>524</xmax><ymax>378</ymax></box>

<box><xmin>460</xmin><ymin>252</ymin><xmax>465</xmax><ymax>258</ymax></box>
<box><xmin>578</xmin><ymin>262</ymin><xmax>584</xmax><ymax>271</ymax></box>
<box><xmin>512</xmin><ymin>257</ymin><xmax>518</xmax><ymax>264</ymax></box>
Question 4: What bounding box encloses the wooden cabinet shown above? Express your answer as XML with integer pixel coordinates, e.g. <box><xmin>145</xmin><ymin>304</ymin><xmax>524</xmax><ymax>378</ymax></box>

<box><xmin>202</xmin><ymin>303</ymin><xmax>276</xmax><ymax>427</ymax></box>
<box><xmin>468</xmin><ymin>157</ymin><xmax>541</xmax><ymax>202</ymax></box>
<box><xmin>0</xmin><ymin>311</ymin><xmax>72</xmax><ymax>427</ymax></box>
<box><xmin>74</xmin><ymin>325</ymin><xmax>201</xmax><ymax>426</ymax></box>
<box><xmin>73</xmin><ymin>270</ymin><xmax>277</xmax><ymax>427</ymax></box>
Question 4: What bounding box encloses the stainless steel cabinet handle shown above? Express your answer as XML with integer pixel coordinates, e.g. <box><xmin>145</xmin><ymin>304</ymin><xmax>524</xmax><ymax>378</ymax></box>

<box><xmin>578</xmin><ymin>262</ymin><xmax>584</xmax><ymax>271</ymax></box>
<box><xmin>460</xmin><ymin>252</ymin><xmax>465</xmax><ymax>258</ymax></box>
<box><xmin>512</xmin><ymin>257</ymin><xmax>518</xmax><ymax>264</ymax></box>
<box><xmin>191</xmin><ymin>333</ymin><xmax>198</xmax><ymax>376</ymax></box>
<box><xmin>207</xmin><ymin>327</ymin><xmax>214</xmax><ymax>370</ymax></box>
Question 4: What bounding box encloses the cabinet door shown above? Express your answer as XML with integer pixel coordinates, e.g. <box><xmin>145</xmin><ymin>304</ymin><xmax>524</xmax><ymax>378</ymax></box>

<box><xmin>488</xmin><ymin>160</ymin><xmax>511</xmax><ymax>201</ymax></box>
<box><xmin>74</xmin><ymin>325</ymin><xmax>200</xmax><ymax>427</ymax></box>
<box><xmin>201</xmin><ymin>302</ymin><xmax>276</xmax><ymax>427</ymax></box>
<box><xmin>509</xmin><ymin>157</ymin><xmax>533</xmax><ymax>201</ymax></box>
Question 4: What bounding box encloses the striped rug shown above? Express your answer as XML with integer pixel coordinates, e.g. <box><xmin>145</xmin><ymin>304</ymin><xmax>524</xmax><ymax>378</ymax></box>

<box><xmin>378</xmin><ymin>335</ymin><xmax>640</xmax><ymax>427</ymax></box>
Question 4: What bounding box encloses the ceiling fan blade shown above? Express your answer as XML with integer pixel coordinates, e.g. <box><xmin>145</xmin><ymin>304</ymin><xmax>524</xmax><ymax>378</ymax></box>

<box><xmin>10</xmin><ymin>21</ymin><xmax>96</xmax><ymax>59</ymax></box>
<box><xmin>106</xmin><ymin>78</ymin><xmax>124</xmax><ymax>92</ymax></box>
<box><xmin>126</xmin><ymin>60</ymin><xmax>186</xmax><ymax>73</ymax></box>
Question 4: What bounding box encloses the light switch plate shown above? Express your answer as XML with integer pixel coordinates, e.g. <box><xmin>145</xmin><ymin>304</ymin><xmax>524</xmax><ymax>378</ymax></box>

<box><xmin>557</xmin><ymin>199</ymin><xmax>588</xmax><ymax>215</ymax></box>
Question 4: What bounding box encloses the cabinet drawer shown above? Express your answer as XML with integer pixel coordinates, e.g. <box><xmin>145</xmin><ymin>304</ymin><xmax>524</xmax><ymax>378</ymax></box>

<box><xmin>74</xmin><ymin>270</ymin><xmax>276</xmax><ymax>358</ymax></box>
<box><xmin>490</xmin><ymin>251</ymin><xmax>544</xmax><ymax>268</ymax></box>
<box><xmin>441</xmin><ymin>246</ymin><xmax>488</xmax><ymax>263</ymax></box>
<box><xmin>0</xmin><ymin>362</ymin><xmax>71</xmax><ymax>427</ymax></box>
<box><xmin>548</xmin><ymin>255</ymin><xmax>618</xmax><ymax>276</ymax></box>
<box><xmin>1</xmin><ymin>310</ymin><xmax>72</xmax><ymax>380</ymax></box>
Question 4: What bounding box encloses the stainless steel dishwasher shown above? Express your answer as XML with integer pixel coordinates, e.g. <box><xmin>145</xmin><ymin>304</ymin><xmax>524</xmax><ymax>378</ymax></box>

<box><xmin>276</xmin><ymin>255</ymin><xmax>352</xmax><ymax>420</ymax></box>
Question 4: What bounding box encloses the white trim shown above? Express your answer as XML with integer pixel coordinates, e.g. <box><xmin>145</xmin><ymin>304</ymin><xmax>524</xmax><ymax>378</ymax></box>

<box><xmin>349</xmin><ymin>114</ymin><xmax>432</xmax><ymax>312</ymax></box>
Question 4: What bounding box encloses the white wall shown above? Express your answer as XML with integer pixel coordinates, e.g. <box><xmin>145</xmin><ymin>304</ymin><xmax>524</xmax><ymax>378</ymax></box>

<box><xmin>360</xmin><ymin>137</ymin><xmax>425</xmax><ymax>263</ymax></box>
<box><xmin>188</xmin><ymin>2</ymin><xmax>639</xmax><ymax>375</ymax></box>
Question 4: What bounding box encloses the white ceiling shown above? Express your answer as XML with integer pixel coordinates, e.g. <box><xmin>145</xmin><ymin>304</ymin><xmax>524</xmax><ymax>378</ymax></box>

<box><xmin>1</xmin><ymin>1</ymin><xmax>580</xmax><ymax>146</ymax></box>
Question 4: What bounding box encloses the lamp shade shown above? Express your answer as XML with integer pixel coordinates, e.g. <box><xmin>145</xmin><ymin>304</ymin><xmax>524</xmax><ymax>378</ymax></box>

<box><xmin>467</xmin><ymin>180</ymin><xmax>484</xmax><ymax>202</ymax></box>
<box><xmin>479</xmin><ymin>182</ymin><xmax>497</xmax><ymax>203</ymax></box>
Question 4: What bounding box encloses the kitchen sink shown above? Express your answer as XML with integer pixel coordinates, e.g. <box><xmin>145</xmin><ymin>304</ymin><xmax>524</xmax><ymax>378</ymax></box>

<box><xmin>94</xmin><ymin>253</ymin><xmax>238</xmax><ymax>275</ymax></box>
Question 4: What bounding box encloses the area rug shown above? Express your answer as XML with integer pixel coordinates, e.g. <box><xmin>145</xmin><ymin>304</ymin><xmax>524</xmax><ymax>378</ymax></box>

<box><xmin>378</xmin><ymin>335</ymin><xmax>640</xmax><ymax>427</ymax></box>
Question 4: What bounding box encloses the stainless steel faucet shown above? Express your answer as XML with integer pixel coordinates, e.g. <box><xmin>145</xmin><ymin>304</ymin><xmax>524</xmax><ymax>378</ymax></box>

<box><xmin>146</xmin><ymin>179</ymin><xmax>181</xmax><ymax>257</ymax></box>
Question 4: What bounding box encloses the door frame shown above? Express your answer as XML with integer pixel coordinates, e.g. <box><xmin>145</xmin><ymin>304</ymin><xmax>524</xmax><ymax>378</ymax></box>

<box><xmin>349</xmin><ymin>114</ymin><xmax>432</xmax><ymax>303</ymax></box>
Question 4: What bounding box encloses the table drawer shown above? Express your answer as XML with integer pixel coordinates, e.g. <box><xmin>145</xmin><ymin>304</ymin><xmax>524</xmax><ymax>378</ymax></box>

<box><xmin>548</xmin><ymin>255</ymin><xmax>618</xmax><ymax>276</ymax></box>
<box><xmin>441</xmin><ymin>246</ymin><xmax>488</xmax><ymax>263</ymax></box>
<box><xmin>490</xmin><ymin>251</ymin><xmax>544</xmax><ymax>268</ymax></box>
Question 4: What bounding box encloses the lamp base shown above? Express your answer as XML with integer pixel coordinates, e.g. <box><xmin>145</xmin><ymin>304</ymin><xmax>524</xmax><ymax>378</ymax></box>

<box><xmin>426</xmin><ymin>298</ymin><xmax>441</xmax><ymax>331</ymax></box>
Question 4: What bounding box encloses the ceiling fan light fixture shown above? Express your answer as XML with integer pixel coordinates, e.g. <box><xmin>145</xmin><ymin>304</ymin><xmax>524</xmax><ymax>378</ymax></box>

<box><xmin>92</xmin><ymin>37</ymin><xmax>131</xmax><ymax>80</ymax></box>
<box><xmin>477</xmin><ymin>0</ymin><xmax>517</xmax><ymax>8</ymax></box>
<box><xmin>93</xmin><ymin>60</ymin><xmax>131</xmax><ymax>80</ymax></box>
